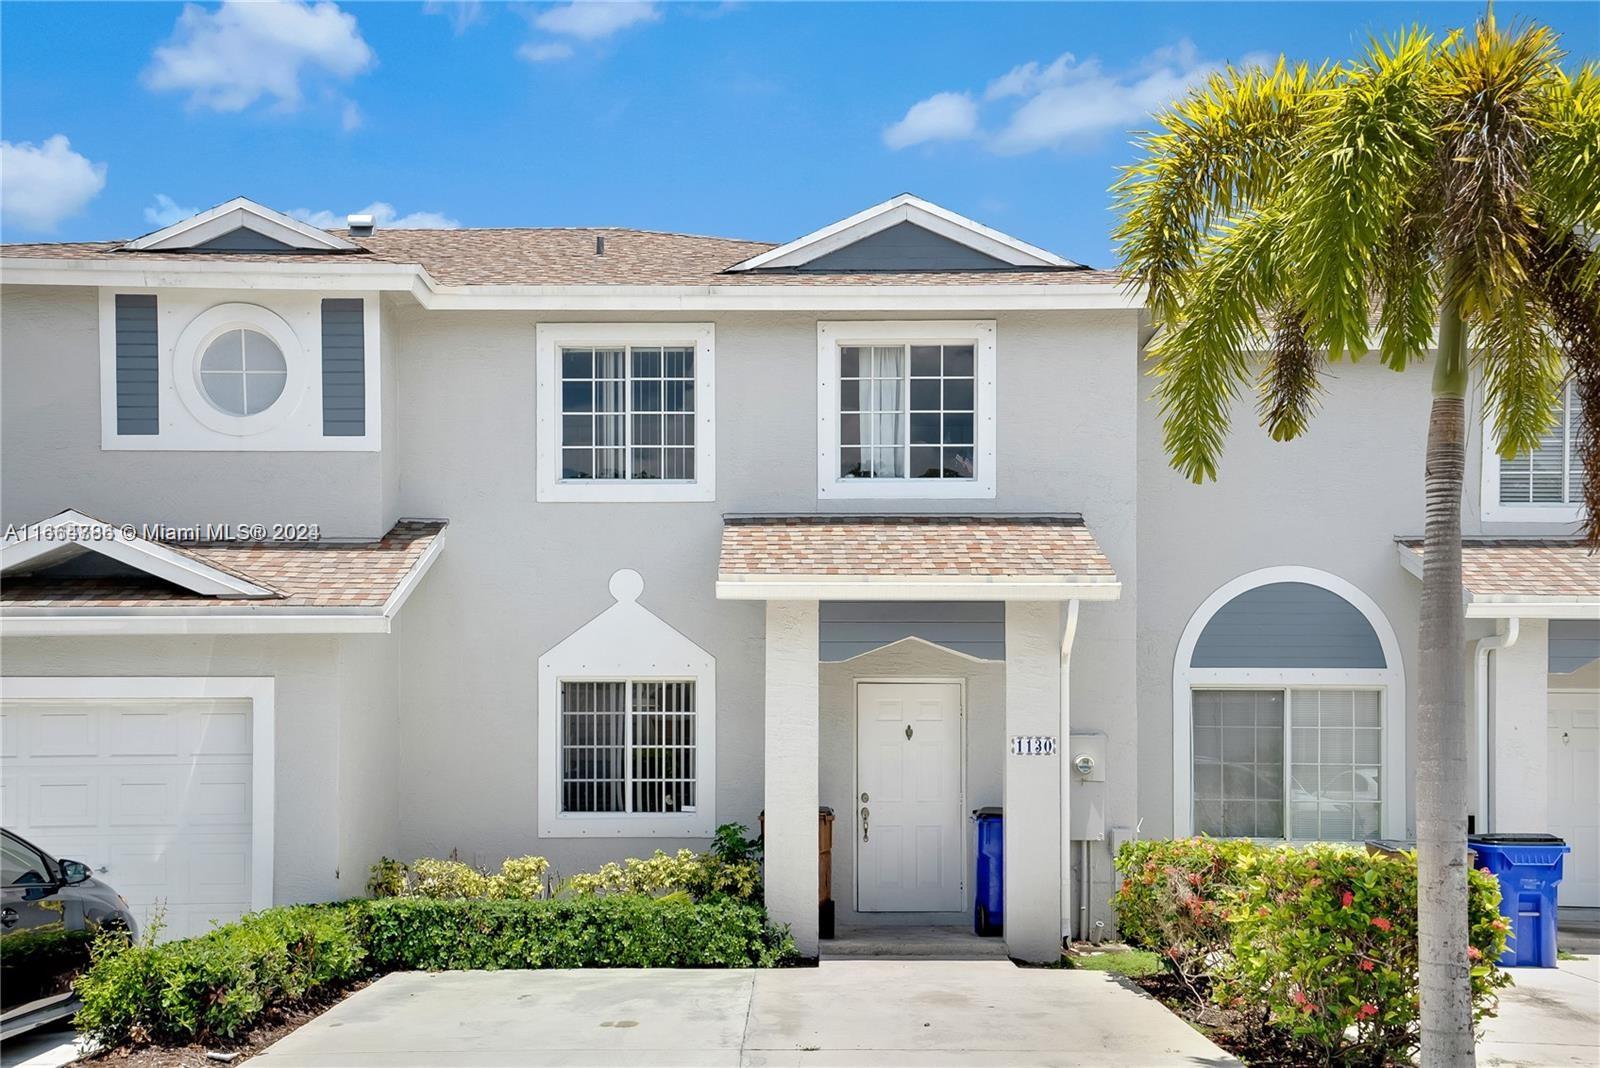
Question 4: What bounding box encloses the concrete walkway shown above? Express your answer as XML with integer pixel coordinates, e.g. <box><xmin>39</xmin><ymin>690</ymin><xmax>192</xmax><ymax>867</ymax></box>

<box><xmin>253</xmin><ymin>960</ymin><xmax>1241</xmax><ymax>1067</ymax></box>
<box><xmin>1478</xmin><ymin>956</ymin><xmax>1600</xmax><ymax>1067</ymax></box>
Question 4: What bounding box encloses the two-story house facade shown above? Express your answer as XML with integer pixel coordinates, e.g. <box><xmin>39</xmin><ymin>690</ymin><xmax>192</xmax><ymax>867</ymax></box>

<box><xmin>2</xmin><ymin>194</ymin><xmax>1593</xmax><ymax>960</ymax></box>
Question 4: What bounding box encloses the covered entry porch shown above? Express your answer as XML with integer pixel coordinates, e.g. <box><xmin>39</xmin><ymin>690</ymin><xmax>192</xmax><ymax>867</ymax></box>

<box><xmin>717</xmin><ymin>514</ymin><xmax>1121</xmax><ymax>961</ymax></box>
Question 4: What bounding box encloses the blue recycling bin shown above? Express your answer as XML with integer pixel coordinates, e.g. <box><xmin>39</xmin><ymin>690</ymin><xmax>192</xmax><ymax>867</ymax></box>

<box><xmin>973</xmin><ymin>807</ymin><xmax>1003</xmax><ymax>936</ymax></box>
<box><xmin>1470</xmin><ymin>834</ymin><xmax>1571</xmax><ymax>968</ymax></box>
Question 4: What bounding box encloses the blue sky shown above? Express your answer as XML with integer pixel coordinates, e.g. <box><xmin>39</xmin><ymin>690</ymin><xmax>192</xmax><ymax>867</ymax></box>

<box><xmin>3</xmin><ymin>1</ymin><xmax>1595</xmax><ymax>267</ymax></box>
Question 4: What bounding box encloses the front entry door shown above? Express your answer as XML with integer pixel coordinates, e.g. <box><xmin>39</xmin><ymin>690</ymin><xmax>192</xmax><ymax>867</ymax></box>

<box><xmin>856</xmin><ymin>682</ymin><xmax>963</xmax><ymax>912</ymax></box>
<box><xmin>1548</xmin><ymin>690</ymin><xmax>1599</xmax><ymax>907</ymax></box>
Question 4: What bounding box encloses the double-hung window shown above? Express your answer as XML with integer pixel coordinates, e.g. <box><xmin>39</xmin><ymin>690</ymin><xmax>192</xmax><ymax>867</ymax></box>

<box><xmin>817</xmin><ymin>320</ymin><xmax>997</xmax><ymax>499</ymax></box>
<box><xmin>1483</xmin><ymin>378</ymin><xmax>1585</xmax><ymax>522</ymax></box>
<box><xmin>536</xmin><ymin>323</ymin><xmax>716</xmax><ymax>502</ymax></box>
<box><xmin>559</xmin><ymin>679</ymin><xmax>696</xmax><ymax>815</ymax></box>
<box><xmin>1191</xmin><ymin>688</ymin><xmax>1384</xmax><ymax>841</ymax></box>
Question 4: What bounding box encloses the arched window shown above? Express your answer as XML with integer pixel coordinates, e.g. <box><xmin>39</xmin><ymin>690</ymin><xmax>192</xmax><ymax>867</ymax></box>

<box><xmin>1172</xmin><ymin>567</ymin><xmax>1406</xmax><ymax>841</ymax></box>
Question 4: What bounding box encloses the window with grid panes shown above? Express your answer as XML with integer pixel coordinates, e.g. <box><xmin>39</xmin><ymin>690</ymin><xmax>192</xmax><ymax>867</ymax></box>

<box><xmin>1499</xmin><ymin>379</ymin><xmax>1585</xmax><ymax>506</ymax></box>
<box><xmin>559</xmin><ymin>346</ymin><xmax>695</xmax><ymax>481</ymax></box>
<box><xmin>838</xmin><ymin>343</ymin><xmax>976</xmax><ymax>480</ymax></box>
<box><xmin>559</xmin><ymin>680</ymin><xmax>696</xmax><ymax>815</ymax></box>
<box><xmin>1191</xmin><ymin>688</ymin><xmax>1382</xmax><ymax>841</ymax></box>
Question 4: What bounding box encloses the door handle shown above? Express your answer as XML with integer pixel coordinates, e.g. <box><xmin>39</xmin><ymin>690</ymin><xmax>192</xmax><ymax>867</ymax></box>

<box><xmin>1</xmin><ymin>907</ymin><xmax>17</xmax><ymax>929</ymax></box>
<box><xmin>96</xmin><ymin>866</ymin><xmax>109</xmax><ymax>874</ymax></box>
<box><xmin>860</xmin><ymin>806</ymin><xmax>870</xmax><ymax>843</ymax></box>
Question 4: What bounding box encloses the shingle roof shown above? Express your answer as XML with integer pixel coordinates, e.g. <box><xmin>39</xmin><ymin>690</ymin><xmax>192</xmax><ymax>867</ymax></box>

<box><xmin>1396</xmin><ymin>538</ymin><xmax>1599</xmax><ymax>600</ymax></box>
<box><xmin>718</xmin><ymin>514</ymin><xmax>1117</xmax><ymax>579</ymax></box>
<box><xmin>1</xmin><ymin>230</ymin><xmax>1122</xmax><ymax>288</ymax></box>
<box><xmin>1</xmin><ymin>520</ymin><xmax>446</xmax><ymax>610</ymax></box>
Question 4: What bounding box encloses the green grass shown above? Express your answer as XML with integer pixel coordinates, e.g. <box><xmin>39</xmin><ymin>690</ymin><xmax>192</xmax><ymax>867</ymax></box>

<box><xmin>1557</xmin><ymin>949</ymin><xmax>1588</xmax><ymax>961</ymax></box>
<box><xmin>1060</xmin><ymin>947</ymin><xmax>1164</xmax><ymax>977</ymax></box>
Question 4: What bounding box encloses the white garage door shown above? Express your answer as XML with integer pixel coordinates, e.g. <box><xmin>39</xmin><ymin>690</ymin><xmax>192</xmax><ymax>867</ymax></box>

<box><xmin>1548</xmin><ymin>690</ymin><xmax>1599</xmax><ymax>909</ymax></box>
<box><xmin>0</xmin><ymin>698</ymin><xmax>254</xmax><ymax>940</ymax></box>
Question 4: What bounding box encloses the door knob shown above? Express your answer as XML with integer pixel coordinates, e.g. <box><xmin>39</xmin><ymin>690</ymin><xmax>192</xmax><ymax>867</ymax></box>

<box><xmin>96</xmin><ymin>866</ymin><xmax>109</xmax><ymax>874</ymax></box>
<box><xmin>860</xmin><ymin>806</ymin><xmax>870</xmax><ymax>843</ymax></box>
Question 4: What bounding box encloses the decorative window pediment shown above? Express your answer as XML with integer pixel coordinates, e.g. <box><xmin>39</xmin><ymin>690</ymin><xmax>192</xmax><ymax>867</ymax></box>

<box><xmin>536</xmin><ymin>570</ymin><xmax>717</xmax><ymax>837</ymax></box>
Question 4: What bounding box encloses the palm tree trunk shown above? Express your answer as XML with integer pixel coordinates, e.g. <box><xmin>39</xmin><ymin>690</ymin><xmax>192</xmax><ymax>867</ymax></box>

<box><xmin>1417</xmin><ymin>290</ymin><xmax>1474</xmax><ymax>1065</ymax></box>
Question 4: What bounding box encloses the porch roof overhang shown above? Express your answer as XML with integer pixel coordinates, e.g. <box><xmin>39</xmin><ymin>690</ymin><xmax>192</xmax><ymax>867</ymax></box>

<box><xmin>715</xmin><ymin>513</ymin><xmax>1121</xmax><ymax>602</ymax></box>
<box><xmin>1395</xmin><ymin>537</ymin><xmax>1600</xmax><ymax>619</ymax></box>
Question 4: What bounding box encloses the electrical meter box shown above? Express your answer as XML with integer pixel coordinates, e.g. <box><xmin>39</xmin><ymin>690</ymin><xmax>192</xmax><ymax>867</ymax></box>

<box><xmin>1069</xmin><ymin>730</ymin><xmax>1107</xmax><ymax>841</ymax></box>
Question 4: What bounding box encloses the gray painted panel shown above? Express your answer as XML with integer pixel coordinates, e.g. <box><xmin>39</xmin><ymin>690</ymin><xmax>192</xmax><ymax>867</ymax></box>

<box><xmin>819</xmin><ymin>601</ymin><xmax>1005</xmax><ymax>661</ymax></box>
<box><xmin>1191</xmin><ymin>581</ymin><xmax>1386</xmax><ymax>669</ymax></box>
<box><xmin>1550</xmin><ymin>619</ymin><xmax>1600</xmax><ymax>674</ymax></box>
<box><xmin>192</xmin><ymin>228</ymin><xmax>301</xmax><ymax>252</ymax></box>
<box><xmin>114</xmin><ymin>294</ymin><xmax>158</xmax><ymax>435</ymax></box>
<box><xmin>801</xmin><ymin>222</ymin><xmax>1014</xmax><ymax>272</ymax></box>
<box><xmin>321</xmin><ymin>299</ymin><xmax>365</xmax><ymax>436</ymax></box>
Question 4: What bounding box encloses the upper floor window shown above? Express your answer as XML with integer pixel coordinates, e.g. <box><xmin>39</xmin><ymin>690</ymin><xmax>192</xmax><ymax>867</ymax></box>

<box><xmin>1482</xmin><ymin>379</ymin><xmax>1585</xmax><ymax>523</ymax></box>
<box><xmin>536</xmin><ymin>323</ymin><xmax>716</xmax><ymax>503</ymax></box>
<box><xmin>817</xmin><ymin>320</ymin><xmax>997</xmax><ymax>500</ymax></box>
<box><xmin>199</xmin><ymin>328</ymin><xmax>287</xmax><ymax>417</ymax></box>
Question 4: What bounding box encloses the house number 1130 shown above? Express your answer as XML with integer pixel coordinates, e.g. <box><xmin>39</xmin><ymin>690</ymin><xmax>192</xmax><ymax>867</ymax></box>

<box><xmin>1009</xmin><ymin>735</ymin><xmax>1057</xmax><ymax>756</ymax></box>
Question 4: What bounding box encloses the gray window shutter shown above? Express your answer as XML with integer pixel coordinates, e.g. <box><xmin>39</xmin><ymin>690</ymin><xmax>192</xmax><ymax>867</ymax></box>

<box><xmin>321</xmin><ymin>298</ymin><xmax>365</xmax><ymax>436</ymax></box>
<box><xmin>114</xmin><ymin>294</ymin><xmax>159</xmax><ymax>435</ymax></box>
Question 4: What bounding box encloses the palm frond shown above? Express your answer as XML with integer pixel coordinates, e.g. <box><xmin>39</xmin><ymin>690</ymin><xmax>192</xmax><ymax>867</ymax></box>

<box><xmin>1476</xmin><ymin>296</ymin><xmax>1565</xmax><ymax>459</ymax></box>
<box><xmin>1151</xmin><ymin>209</ymin><xmax>1287</xmax><ymax>482</ymax></box>
<box><xmin>1528</xmin><ymin>63</ymin><xmax>1600</xmax><ymax>295</ymax></box>
<box><xmin>1532</xmin><ymin>230</ymin><xmax>1600</xmax><ymax>544</ymax></box>
<box><xmin>1113</xmin><ymin>58</ymin><xmax>1326</xmax><ymax>323</ymax></box>
<box><xmin>1257</xmin><ymin>305</ymin><xmax>1324</xmax><ymax>440</ymax></box>
<box><xmin>1285</xmin><ymin>27</ymin><xmax>1442</xmax><ymax>361</ymax></box>
<box><xmin>1374</xmin><ymin>209</ymin><xmax>1443</xmax><ymax>370</ymax></box>
<box><xmin>1436</xmin><ymin>13</ymin><xmax>1562</xmax><ymax>315</ymax></box>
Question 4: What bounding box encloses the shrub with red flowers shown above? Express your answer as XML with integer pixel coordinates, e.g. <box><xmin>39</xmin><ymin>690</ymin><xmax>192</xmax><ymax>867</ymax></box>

<box><xmin>1111</xmin><ymin>837</ymin><xmax>1257</xmax><ymax>1002</ymax></box>
<box><xmin>1214</xmin><ymin>844</ymin><xmax>1511</xmax><ymax>1066</ymax></box>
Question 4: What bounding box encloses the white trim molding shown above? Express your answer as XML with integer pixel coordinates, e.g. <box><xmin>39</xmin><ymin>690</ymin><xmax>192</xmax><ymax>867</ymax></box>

<box><xmin>717</xmin><ymin>573</ymin><xmax>1120</xmax><ymax>602</ymax></box>
<box><xmin>1170</xmin><ymin>566</ymin><xmax>1407</xmax><ymax>841</ymax></box>
<box><xmin>170</xmin><ymin>302</ymin><xmax>308</xmax><ymax>438</ymax></box>
<box><xmin>536</xmin><ymin>569</ymin><xmax>717</xmax><ymax>837</ymax></box>
<box><xmin>535</xmin><ymin>322</ymin><xmax>716</xmax><ymax>503</ymax></box>
<box><xmin>123</xmin><ymin>197</ymin><xmax>357</xmax><ymax>253</ymax></box>
<box><xmin>816</xmin><ymin>320</ymin><xmax>998</xmax><ymax>501</ymax></box>
<box><xmin>0</xmin><ymin>675</ymin><xmax>276</xmax><ymax>912</ymax></box>
<box><xmin>1478</xmin><ymin>380</ymin><xmax>1585</xmax><ymax>526</ymax></box>
<box><xmin>1</xmin><ymin>509</ymin><xmax>274</xmax><ymax>597</ymax></box>
<box><xmin>727</xmin><ymin>194</ymin><xmax>1077</xmax><ymax>272</ymax></box>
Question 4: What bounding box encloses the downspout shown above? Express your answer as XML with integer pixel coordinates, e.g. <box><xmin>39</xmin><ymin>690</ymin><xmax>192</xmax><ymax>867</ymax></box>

<box><xmin>1060</xmin><ymin>598</ymin><xmax>1080</xmax><ymax>941</ymax></box>
<box><xmin>1473</xmin><ymin>617</ymin><xmax>1519</xmax><ymax>832</ymax></box>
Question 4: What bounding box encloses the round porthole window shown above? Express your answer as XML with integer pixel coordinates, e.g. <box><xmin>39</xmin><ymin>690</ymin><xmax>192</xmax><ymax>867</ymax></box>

<box><xmin>199</xmin><ymin>329</ymin><xmax>288</xmax><ymax>416</ymax></box>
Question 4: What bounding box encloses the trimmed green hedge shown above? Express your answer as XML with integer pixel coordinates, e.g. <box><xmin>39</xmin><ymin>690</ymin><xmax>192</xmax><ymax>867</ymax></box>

<box><xmin>1114</xmin><ymin>838</ymin><xmax>1512</xmax><ymax>1066</ymax></box>
<box><xmin>356</xmin><ymin>895</ymin><xmax>794</xmax><ymax>970</ymax></box>
<box><xmin>72</xmin><ymin>894</ymin><xmax>795</xmax><ymax>1049</ymax></box>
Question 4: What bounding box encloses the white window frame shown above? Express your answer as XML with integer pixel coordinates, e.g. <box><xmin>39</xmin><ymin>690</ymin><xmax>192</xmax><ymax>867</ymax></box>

<box><xmin>1171</xmin><ymin>566</ymin><xmax>1407</xmax><ymax>840</ymax></box>
<box><xmin>536</xmin><ymin>569</ymin><xmax>717</xmax><ymax>837</ymax></box>
<box><xmin>1480</xmin><ymin>379</ymin><xmax>1584</xmax><ymax>524</ymax></box>
<box><xmin>816</xmin><ymin>320</ymin><xmax>997</xmax><ymax>500</ymax></box>
<box><xmin>535</xmin><ymin>322</ymin><xmax>716</xmax><ymax>503</ymax></box>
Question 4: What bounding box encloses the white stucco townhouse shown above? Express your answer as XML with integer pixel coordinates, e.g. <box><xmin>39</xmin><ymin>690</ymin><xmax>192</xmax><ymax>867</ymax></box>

<box><xmin>1</xmin><ymin>194</ymin><xmax>1594</xmax><ymax>961</ymax></box>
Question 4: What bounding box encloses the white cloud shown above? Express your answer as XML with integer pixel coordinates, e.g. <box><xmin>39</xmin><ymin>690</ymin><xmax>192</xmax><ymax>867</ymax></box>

<box><xmin>533</xmin><ymin>1</ymin><xmax>659</xmax><ymax>41</ymax></box>
<box><xmin>144</xmin><ymin>193</ymin><xmax>198</xmax><ymax>228</ymax></box>
<box><xmin>886</xmin><ymin>40</ymin><xmax>1237</xmax><ymax>156</ymax></box>
<box><xmin>340</xmin><ymin>100</ymin><xmax>363</xmax><ymax>131</ymax></box>
<box><xmin>882</xmin><ymin>92</ymin><xmax>979</xmax><ymax>150</ymax></box>
<box><xmin>0</xmin><ymin>135</ymin><xmax>107</xmax><ymax>232</ymax></box>
<box><xmin>144</xmin><ymin>1</ymin><xmax>374</xmax><ymax>113</ymax></box>
<box><xmin>288</xmin><ymin>201</ymin><xmax>460</xmax><ymax>230</ymax></box>
<box><xmin>519</xmin><ymin>41</ymin><xmax>575</xmax><ymax>62</ymax></box>
<box><xmin>423</xmin><ymin>0</ymin><xmax>483</xmax><ymax>34</ymax></box>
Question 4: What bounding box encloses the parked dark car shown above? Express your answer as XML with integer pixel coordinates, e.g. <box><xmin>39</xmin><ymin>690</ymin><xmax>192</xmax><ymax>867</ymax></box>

<box><xmin>1</xmin><ymin>828</ymin><xmax>136</xmax><ymax>1039</ymax></box>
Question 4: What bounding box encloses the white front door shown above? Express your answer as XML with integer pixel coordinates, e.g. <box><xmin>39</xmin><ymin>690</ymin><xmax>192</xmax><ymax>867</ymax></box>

<box><xmin>1548</xmin><ymin>690</ymin><xmax>1599</xmax><ymax>908</ymax></box>
<box><xmin>856</xmin><ymin>682</ymin><xmax>963</xmax><ymax>912</ymax></box>
<box><xmin>0</xmin><ymin>698</ymin><xmax>255</xmax><ymax>940</ymax></box>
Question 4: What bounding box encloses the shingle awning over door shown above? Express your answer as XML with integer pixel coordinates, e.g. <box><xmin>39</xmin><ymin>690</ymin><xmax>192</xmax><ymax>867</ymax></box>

<box><xmin>1395</xmin><ymin>537</ymin><xmax>1600</xmax><ymax>618</ymax></box>
<box><xmin>715</xmin><ymin>513</ymin><xmax>1120</xmax><ymax>601</ymax></box>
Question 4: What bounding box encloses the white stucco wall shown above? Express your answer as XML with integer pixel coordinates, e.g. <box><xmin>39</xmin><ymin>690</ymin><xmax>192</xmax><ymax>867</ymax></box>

<box><xmin>1489</xmin><ymin>619</ymin><xmax>1551</xmax><ymax>831</ymax></box>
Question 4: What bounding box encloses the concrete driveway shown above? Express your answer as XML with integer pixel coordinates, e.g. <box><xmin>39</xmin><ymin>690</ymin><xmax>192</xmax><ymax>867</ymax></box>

<box><xmin>1478</xmin><ymin>956</ymin><xmax>1600</xmax><ymax>1067</ymax></box>
<box><xmin>252</xmin><ymin>960</ymin><xmax>1241</xmax><ymax>1067</ymax></box>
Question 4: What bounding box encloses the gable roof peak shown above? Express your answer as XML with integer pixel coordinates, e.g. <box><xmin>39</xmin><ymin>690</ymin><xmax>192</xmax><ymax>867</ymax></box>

<box><xmin>725</xmin><ymin>193</ymin><xmax>1080</xmax><ymax>273</ymax></box>
<box><xmin>121</xmin><ymin>196</ymin><xmax>359</xmax><ymax>253</ymax></box>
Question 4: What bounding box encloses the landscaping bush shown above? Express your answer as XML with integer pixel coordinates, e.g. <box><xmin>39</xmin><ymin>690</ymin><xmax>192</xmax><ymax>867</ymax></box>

<box><xmin>354</xmin><ymin>894</ymin><xmax>795</xmax><ymax>970</ymax></box>
<box><xmin>1216</xmin><ymin>844</ymin><xmax>1511</xmax><ymax>1067</ymax></box>
<box><xmin>73</xmin><ymin>906</ymin><xmax>365</xmax><ymax>1048</ymax></box>
<box><xmin>1112</xmin><ymin>836</ymin><xmax>1257</xmax><ymax>1000</ymax></box>
<box><xmin>564</xmin><ymin>848</ymin><xmax>761</xmax><ymax>902</ymax></box>
<box><xmin>367</xmin><ymin>854</ymin><xmax>553</xmax><ymax>900</ymax></box>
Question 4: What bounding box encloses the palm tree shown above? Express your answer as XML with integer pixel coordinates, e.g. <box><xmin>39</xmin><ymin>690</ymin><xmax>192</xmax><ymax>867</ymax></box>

<box><xmin>1114</xmin><ymin>15</ymin><xmax>1598</xmax><ymax>1065</ymax></box>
